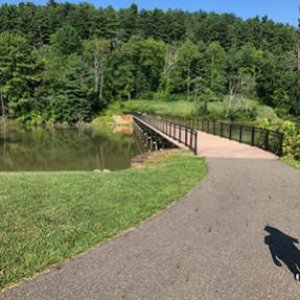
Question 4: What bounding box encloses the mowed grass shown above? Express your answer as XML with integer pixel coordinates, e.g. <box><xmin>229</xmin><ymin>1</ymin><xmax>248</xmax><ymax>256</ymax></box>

<box><xmin>0</xmin><ymin>151</ymin><xmax>207</xmax><ymax>290</ymax></box>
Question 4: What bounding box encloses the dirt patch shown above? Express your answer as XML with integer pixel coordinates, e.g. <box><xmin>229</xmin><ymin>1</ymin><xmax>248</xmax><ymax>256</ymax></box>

<box><xmin>131</xmin><ymin>152</ymin><xmax>153</xmax><ymax>168</ymax></box>
<box><xmin>114</xmin><ymin>126</ymin><xmax>134</xmax><ymax>135</ymax></box>
<box><xmin>113</xmin><ymin>115</ymin><xmax>133</xmax><ymax>126</ymax></box>
<box><xmin>131</xmin><ymin>149</ymin><xmax>190</xmax><ymax>169</ymax></box>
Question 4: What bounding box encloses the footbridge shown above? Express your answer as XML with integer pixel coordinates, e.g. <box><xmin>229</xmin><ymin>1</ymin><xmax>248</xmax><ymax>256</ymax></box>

<box><xmin>133</xmin><ymin>114</ymin><xmax>198</xmax><ymax>154</ymax></box>
<box><xmin>132</xmin><ymin>114</ymin><xmax>283</xmax><ymax>159</ymax></box>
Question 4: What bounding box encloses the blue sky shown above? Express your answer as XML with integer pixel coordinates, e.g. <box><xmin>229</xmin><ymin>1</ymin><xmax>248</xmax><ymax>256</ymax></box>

<box><xmin>1</xmin><ymin>0</ymin><xmax>299</xmax><ymax>27</ymax></box>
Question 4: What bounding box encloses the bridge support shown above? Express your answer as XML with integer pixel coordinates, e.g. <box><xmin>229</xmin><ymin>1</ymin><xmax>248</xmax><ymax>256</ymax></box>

<box><xmin>133</xmin><ymin>117</ymin><xmax>176</xmax><ymax>152</ymax></box>
<box><xmin>133</xmin><ymin>114</ymin><xmax>198</xmax><ymax>154</ymax></box>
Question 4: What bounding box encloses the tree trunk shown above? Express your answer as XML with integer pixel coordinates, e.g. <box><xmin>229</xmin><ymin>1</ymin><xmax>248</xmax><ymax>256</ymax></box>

<box><xmin>226</xmin><ymin>76</ymin><xmax>239</xmax><ymax>118</ymax></box>
<box><xmin>99</xmin><ymin>60</ymin><xmax>105</xmax><ymax>102</ymax></box>
<box><xmin>0</xmin><ymin>84</ymin><xmax>5</xmax><ymax>118</ymax></box>
<box><xmin>226</xmin><ymin>94</ymin><xmax>234</xmax><ymax>118</ymax></box>
<box><xmin>210</xmin><ymin>54</ymin><xmax>214</xmax><ymax>91</ymax></box>
<box><xmin>298</xmin><ymin>43</ymin><xmax>300</xmax><ymax>72</ymax></box>
<box><xmin>187</xmin><ymin>65</ymin><xmax>191</xmax><ymax>101</ymax></box>
<box><xmin>94</xmin><ymin>54</ymin><xmax>100</xmax><ymax>103</ymax></box>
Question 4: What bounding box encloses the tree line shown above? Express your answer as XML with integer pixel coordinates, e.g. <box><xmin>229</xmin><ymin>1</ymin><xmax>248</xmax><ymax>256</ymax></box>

<box><xmin>0</xmin><ymin>1</ymin><xmax>299</xmax><ymax>124</ymax></box>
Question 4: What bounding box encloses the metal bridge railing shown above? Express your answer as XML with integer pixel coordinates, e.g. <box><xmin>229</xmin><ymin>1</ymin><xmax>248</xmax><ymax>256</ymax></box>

<box><xmin>164</xmin><ymin>117</ymin><xmax>283</xmax><ymax>157</ymax></box>
<box><xmin>133</xmin><ymin>114</ymin><xmax>198</xmax><ymax>155</ymax></box>
<box><xmin>194</xmin><ymin>119</ymin><xmax>283</xmax><ymax>157</ymax></box>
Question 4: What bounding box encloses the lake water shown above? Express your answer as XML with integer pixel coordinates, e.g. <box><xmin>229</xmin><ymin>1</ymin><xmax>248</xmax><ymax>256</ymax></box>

<box><xmin>0</xmin><ymin>127</ymin><xmax>144</xmax><ymax>171</ymax></box>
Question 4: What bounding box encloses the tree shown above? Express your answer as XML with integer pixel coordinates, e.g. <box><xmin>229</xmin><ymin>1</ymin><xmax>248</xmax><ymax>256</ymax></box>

<box><xmin>177</xmin><ymin>40</ymin><xmax>199</xmax><ymax>101</ymax></box>
<box><xmin>47</xmin><ymin>0</ymin><xmax>56</xmax><ymax>6</ymax></box>
<box><xmin>119</xmin><ymin>4</ymin><xmax>138</xmax><ymax>41</ymax></box>
<box><xmin>50</xmin><ymin>55</ymin><xmax>94</xmax><ymax>123</ymax></box>
<box><xmin>225</xmin><ymin>73</ymin><xmax>256</xmax><ymax>118</ymax></box>
<box><xmin>297</xmin><ymin>7</ymin><xmax>300</xmax><ymax>72</ymax></box>
<box><xmin>83</xmin><ymin>39</ymin><xmax>110</xmax><ymax>108</ymax></box>
<box><xmin>272</xmin><ymin>51</ymin><xmax>300</xmax><ymax>116</ymax></box>
<box><xmin>139</xmin><ymin>38</ymin><xmax>165</xmax><ymax>92</ymax></box>
<box><xmin>66</xmin><ymin>3</ymin><xmax>97</xmax><ymax>40</ymax></box>
<box><xmin>106</xmin><ymin>36</ymin><xmax>143</xmax><ymax>100</ymax></box>
<box><xmin>160</xmin><ymin>44</ymin><xmax>179</xmax><ymax>95</ymax></box>
<box><xmin>203</xmin><ymin>42</ymin><xmax>227</xmax><ymax>96</ymax></box>
<box><xmin>0</xmin><ymin>3</ymin><xmax>300</xmax><ymax>122</ymax></box>
<box><xmin>0</xmin><ymin>33</ymin><xmax>42</xmax><ymax>118</ymax></box>
<box><xmin>50</xmin><ymin>25</ymin><xmax>81</xmax><ymax>56</ymax></box>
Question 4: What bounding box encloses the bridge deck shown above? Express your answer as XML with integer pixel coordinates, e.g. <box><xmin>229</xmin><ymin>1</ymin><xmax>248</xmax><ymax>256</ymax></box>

<box><xmin>197</xmin><ymin>131</ymin><xmax>276</xmax><ymax>159</ymax></box>
<box><xmin>134</xmin><ymin>115</ymin><xmax>277</xmax><ymax>160</ymax></box>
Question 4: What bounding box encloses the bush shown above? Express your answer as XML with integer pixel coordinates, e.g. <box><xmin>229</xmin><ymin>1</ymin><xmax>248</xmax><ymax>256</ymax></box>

<box><xmin>227</xmin><ymin>107</ymin><xmax>258</xmax><ymax>122</ymax></box>
<box><xmin>17</xmin><ymin>112</ymin><xmax>45</xmax><ymax>127</ymax></box>
<box><xmin>281</xmin><ymin>121</ymin><xmax>300</xmax><ymax>160</ymax></box>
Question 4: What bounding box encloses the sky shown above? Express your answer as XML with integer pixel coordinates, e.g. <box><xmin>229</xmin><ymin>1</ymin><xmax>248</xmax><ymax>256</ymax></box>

<box><xmin>1</xmin><ymin>0</ymin><xmax>299</xmax><ymax>27</ymax></box>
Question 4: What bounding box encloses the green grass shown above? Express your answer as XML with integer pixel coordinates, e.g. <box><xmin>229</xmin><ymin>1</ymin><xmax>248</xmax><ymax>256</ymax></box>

<box><xmin>104</xmin><ymin>98</ymin><xmax>280</xmax><ymax>123</ymax></box>
<box><xmin>281</xmin><ymin>156</ymin><xmax>300</xmax><ymax>170</ymax></box>
<box><xmin>107</xmin><ymin>100</ymin><xmax>196</xmax><ymax>118</ymax></box>
<box><xmin>0</xmin><ymin>151</ymin><xmax>207</xmax><ymax>290</ymax></box>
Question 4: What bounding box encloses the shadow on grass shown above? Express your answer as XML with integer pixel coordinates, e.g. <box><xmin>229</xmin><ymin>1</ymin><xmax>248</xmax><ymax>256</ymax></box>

<box><xmin>264</xmin><ymin>226</ymin><xmax>300</xmax><ymax>280</ymax></box>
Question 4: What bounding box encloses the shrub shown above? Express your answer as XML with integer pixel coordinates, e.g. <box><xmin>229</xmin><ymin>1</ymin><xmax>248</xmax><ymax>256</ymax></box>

<box><xmin>17</xmin><ymin>112</ymin><xmax>45</xmax><ymax>127</ymax></box>
<box><xmin>281</xmin><ymin>121</ymin><xmax>300</xmax><ymax>159</ymax></box>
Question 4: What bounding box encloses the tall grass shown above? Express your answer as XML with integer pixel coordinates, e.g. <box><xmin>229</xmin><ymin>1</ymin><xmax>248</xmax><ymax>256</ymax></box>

<box><xmin>104</xmin><ymin>98</ymin><xmax>280</xmax><ymax>124</ymax></box>
<box><xmin>107</xmin><ymin>100</ymin><xmax>196</xmax><ymax>118</ymax></box>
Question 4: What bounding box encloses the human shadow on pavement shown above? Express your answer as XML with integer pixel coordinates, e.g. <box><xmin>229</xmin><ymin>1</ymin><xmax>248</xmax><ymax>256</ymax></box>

<box><xmin>264</xmin><ymin>226</ymin><xmax>300</xmax><ymax>280</ymax></box>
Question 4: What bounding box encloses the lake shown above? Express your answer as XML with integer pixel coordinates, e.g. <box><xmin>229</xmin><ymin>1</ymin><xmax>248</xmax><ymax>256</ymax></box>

<box><xmin>0</xmin><ymin>127</ymin><xmax>144</xmax><ymax>171</ymax></box>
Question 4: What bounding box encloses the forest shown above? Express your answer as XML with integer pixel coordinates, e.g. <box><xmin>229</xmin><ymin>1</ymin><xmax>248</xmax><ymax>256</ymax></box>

<box><xmin>0</xmin><ymin>1</ymin><xmax>299</xmax><ymax>125</ymax></box>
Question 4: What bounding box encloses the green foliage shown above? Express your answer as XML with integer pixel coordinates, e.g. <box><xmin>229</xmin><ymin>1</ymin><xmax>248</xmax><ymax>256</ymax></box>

<box><xmin>106</xmin><ymin>99</ymin><xmax>195</xmax><ymax>118</ymax></box>
<box><xmin>105</xmin><ymin>98</ymin><xmax>279</xmax><ymax>122</ymax></box>
<box><xmin>0</xmin><ymin>32</ymin><xmax>42</xmax><ymax>118</ymax></box>
<box><xmin>203</xmin><ymin>42</ymin><xmax>227</xmax><ymax>96</ymax></box>
<box><xmin>50</xmin><ymin>25</ymin><xmax>82</xmax><ymax>56</ymax></box>
<box><xmin>282</xmin><ymin>155</ymin><xmax>300</xmax><ymax>170</ymax></box>
<box><xmin>17</xmin><ymin>112</ymin><xmax>45</xmax><ymax>127</ymax></box>
<box><xmin>0</xmin><ymin>153</ymin><xmax>207</xmax><ymax>289</ymax></box>
<box><xmin>0</xmin><ymin>3</ymin><xmax>299</xmax><ymax>124</ymax></box>
<box><xmin>281</xmin><ymin>121</ymin><xmax>300</xmax><ymax>159</ymax></box>
<box><xmin>49</xmin><ymin>55</ymin><xmax>94</xmax><ymax>123</ymax></box>
<box><xmin>176</xmin><ymin>40</ymin><xmax>200</xmax><ymax>100</ymax></box>
<box><xmin>83</xmin><ymin>38</ymin><xmax>110</xmax><ymax>108</ymax></box>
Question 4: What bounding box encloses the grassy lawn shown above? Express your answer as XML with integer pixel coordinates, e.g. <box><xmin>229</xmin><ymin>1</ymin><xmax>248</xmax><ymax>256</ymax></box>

<box><xmin>281</xmin><ymin>156</ymin><xmax>300</xmax><ymax>170</ymax></box>
<box><xmin>0</xmin><ymin>151</ymin><xmax>207</xmax><ymax>290</ymax></box>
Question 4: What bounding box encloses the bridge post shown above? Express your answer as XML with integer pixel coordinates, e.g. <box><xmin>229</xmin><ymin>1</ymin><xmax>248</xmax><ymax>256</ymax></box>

<box><xmin>194</xmin><ymin>131</ymin><xmax>198</xmax><ymax>155</ymax></box>
<box><xmin>179</xmin><ymin>124</ymin><xmax>182</xmax><ymax>142</ymax></box>
<box><xmin>264</xmin><ymin>130</ymin><xmax>269</xmax><ymax>150</ymax></box>
<box><xmin>239</xmin><ymin>126</ymin><xmax>243</xmax><ymax>143</ymax></box>
<box><xmin>173</xmin><ymin>122</ymin><xmax>176</xmax><ymax>139</ymax></box>
<box><xmin>251</xmin><ymin>127</ymin><xmax>255</xmax><ymax>146</ymax></box>
<box><xmin>220</xmin><ymin>123</ymin><xmax>224</xmax><ymax>137</ymax></box>
<box><xmin>185</xmin><ymin>127</ymin><xmax>188</xmax><ymax>146</ymax></box>
<box><xmin>278</xmin><ymin>133</ymin><xmax>284</xmax><ymax>157</ymax></box>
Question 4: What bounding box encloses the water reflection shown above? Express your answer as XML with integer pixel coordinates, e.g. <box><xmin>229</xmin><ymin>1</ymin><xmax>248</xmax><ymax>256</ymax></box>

<box><xmin>0</xmin><ymin>127</ymin><xmax>143</xmax><ymax>171</ymax></box>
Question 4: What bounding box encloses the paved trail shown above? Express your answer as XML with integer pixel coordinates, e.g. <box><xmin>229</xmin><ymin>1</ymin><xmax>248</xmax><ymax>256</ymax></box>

<box><xmin>1</xmin><ymin>134</ymin><xmax>300</xmax><ymax>300</ymax></box>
